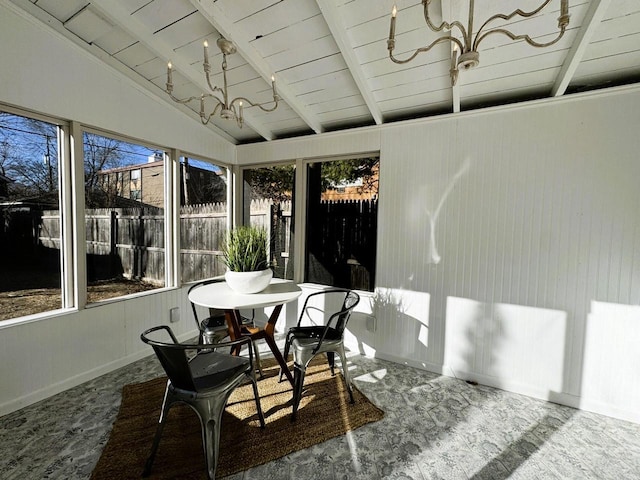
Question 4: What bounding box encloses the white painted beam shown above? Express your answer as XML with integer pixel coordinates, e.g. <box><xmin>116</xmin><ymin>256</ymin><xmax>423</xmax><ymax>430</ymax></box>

<box><xmin>315</xmin><ymin>0</ymin><xmax>383</xmax><ymax>125</ymax></box>
<box><xmin>552</xmin><ymin>0</ymin><xmax>612</xmax><ymax>97</ymax></box>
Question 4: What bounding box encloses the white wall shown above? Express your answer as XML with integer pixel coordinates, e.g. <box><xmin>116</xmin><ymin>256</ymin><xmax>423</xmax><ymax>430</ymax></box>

<box><xmin>376</xmin><ymin>87</ymin><xmax>640</xmax><ymax>424</ymax></box>
<box><xmin>239</xmin><ymin>86</ymin><xmax>640</xmax><ymax>424</ymax></box>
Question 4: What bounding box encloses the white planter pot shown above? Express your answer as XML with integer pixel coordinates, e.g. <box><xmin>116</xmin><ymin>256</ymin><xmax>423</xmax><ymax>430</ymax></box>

<box><xmin>225</xmin><ymin>268</ymin><xmax>273</xmax><ymax>294</ymax></box>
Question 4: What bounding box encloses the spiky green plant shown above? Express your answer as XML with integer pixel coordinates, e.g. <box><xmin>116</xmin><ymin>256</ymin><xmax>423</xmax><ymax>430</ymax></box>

<box><xmin>222</xmin><ymin>226</ymin><xmax>269</xmax><ymax>272</ymax></box>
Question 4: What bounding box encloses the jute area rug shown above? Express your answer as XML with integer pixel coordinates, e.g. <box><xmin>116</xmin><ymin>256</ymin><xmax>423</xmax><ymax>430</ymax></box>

<box><xmin>91</xmin><ymin>356</ymin><xmax>384</xmax><ymax>479</ymax></box>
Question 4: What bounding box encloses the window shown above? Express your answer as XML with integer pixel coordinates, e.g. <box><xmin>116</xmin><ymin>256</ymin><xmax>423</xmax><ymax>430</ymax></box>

<box><xmin>129</xmin><ymin>168</ymin><xmax>141</xmax><ymax>200</ymax></box>
<box><xmin>240</xmin><ymin>157</ymin><xmax>379</xmax><ymax>290</ymax></box>
<box><xmin>242</xmin><ymin>164</ymin><xmax>295</xmax><ymax>280</ymax></box>
<box><xmin>83</xmin><ymin>132</ymin><xmax>167</xmax><ymax>303</ymax></box>
<box><xmin>305</xmin><ymin>156</ymin><xmax>379</xmax><ymax>291</ymax></box>
<box><xmin>0</xmin><ymin>110</ymin><xmax>66</xmax><ymax>320</ymax></box>
<box><xmin>179</xmin><ymin>155</ymin><xmax>229</xmax><ymax>283</ymax></box>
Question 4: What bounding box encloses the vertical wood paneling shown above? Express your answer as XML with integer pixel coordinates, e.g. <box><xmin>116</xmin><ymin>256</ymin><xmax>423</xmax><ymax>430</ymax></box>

<box><xmin>377</xmin><ymin>87</ymin><xmax>640</xmax><ymax>422</ymax></box>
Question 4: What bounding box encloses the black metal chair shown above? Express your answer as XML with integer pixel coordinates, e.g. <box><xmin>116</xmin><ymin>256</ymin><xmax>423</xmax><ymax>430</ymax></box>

<box><xmin>140</xmin><ymin>325</ymin><xmax>265</xmax><ymax>480</ymax></box>
<box><xmin>188</xmin><ymin>278</ymin><xmax>231</xmax><ymax>344</ymax></box>
<box><xmin>281</xmin><ymin>288</ymin><xmax>360</xmax><ymax>421</ymax></box>
<box><xmin>188</xmin><ymin>278</ymin><xmax>263</xmax><ymax>376</ymax></box>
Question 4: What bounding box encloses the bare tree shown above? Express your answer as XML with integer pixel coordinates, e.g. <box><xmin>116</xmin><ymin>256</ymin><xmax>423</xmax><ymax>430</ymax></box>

<box><xmin>0</xmin><ymin>113</ymin><xmax>59</xmax><ymax>198</ymax></box>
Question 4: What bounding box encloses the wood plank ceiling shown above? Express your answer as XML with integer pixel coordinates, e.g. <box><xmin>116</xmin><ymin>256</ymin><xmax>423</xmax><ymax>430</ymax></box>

<box><xmin>10</xmin><ymin>0</ymin><xmax>640</xmax><ymax>144</ymax></box>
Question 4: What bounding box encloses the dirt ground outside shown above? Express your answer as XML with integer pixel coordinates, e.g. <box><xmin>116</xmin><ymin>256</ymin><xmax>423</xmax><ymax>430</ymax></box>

<box><xmin>0</xmin><ymin>270</ymin><xmax>158</xmax><ymax>321</ymax></box>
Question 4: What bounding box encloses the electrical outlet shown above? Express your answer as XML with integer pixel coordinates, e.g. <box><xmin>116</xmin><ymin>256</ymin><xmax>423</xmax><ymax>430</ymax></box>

<box><xmin>169</xmin><ymin>307</ymin><xmax>180</xmax><ymax>323</ymax></box>
<box><xmin>366</xmin><ymin>315</ymin><xmax>377</xmax><ymax>332</ymax></box>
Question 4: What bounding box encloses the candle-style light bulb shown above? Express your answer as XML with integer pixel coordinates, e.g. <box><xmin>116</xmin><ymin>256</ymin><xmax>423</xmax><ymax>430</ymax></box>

<box><xmin>271</xmin><ymin>75</ymin><xmax>277</xmax><ymax>96</ymax></box>
<box><xmin>560</xmin><ymin>0</ymin><xmax>568</xmax><ymax>17</ymax></box>
<box><xmin>389</xmin><ymin>5</ymin><xmax>397</xmax><ymax>41</ymax></box>
<box><xmin>203</xmin><ymin>40</ymin><xmax>209</xmax><ymax>66</ymax></box>
<box><xmin>167</xmin><ymin>61</ymin><xmax>173</xmax><ymax>84</ymax></box>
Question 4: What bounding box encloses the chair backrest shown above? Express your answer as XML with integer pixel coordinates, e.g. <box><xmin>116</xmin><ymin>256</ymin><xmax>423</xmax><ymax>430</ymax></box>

<box><xmin>298</xmin><ymin>288</ymin><xmax>360</xmax><ymax>334</ymax></box>
<box><xmin>141</xmin><ymin>325</ymin><xmax>253</xmax><ymax>393</ymax></box>
<box><xmin>187</xmin><ymin>278</ymin><xmax>225</xmax><ymax>330</ymax></box>
<box><xmin>141</xmin><ymin>325</ymin><xmax>197</xmax><ymax>391</ymax></box>
<box><xmin>335</xmin><ymin>290</ymin><xmax>360</xmax><ymax>333</ymax></box>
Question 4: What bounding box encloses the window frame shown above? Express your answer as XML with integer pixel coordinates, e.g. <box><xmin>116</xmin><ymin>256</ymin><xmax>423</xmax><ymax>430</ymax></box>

<box><xmin>177</xmin><ymin>150</ymin><xmax>233</xmax><ymax>284</ymax></box>
<box><xmin>237</xmin><ymin>152</ymin><xmax>379</xmax><ymax>287</ymax></box>
<box><xmin>78</xmin><ymin>126</ymin><xmax>177</xmax><ymax>307</ymax></box>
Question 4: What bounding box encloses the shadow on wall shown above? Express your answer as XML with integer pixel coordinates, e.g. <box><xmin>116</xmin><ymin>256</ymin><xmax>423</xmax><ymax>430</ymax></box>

<box><xmin>348</xmin><ymin>287</ymin><xmax>433</xmax><ymax>364</ymax></box>
<box><xmin>444</xmin><ymin>296</ymin><xmax>568</xmax><ymax>396</ymax></box>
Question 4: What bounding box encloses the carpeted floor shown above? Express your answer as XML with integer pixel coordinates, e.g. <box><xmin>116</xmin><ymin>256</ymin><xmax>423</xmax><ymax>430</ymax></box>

<box><xmin>90</xmin><ymin>357</ymin><xmax>384</xmax><ymax>479</ymax></box>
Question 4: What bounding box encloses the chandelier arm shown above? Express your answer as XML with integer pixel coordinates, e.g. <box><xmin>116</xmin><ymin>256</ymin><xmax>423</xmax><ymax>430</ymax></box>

<box><xmin>166</xmin><ymin>93</ymin><xmax>203</xmax><ymax>105</ymax></box>
<box><xmin>164</xmin><ymin>38</ymin><xmax>279</xmax><ymax>129</ymax></box>
<box><xmin>474</xmin><ymin>24</ymin><xmax>567</xmax><ymax>52</ymax></box>
<box><xmin>422</xmin><ymin>0</ymin><xmax>467</xmax><ymax>38</ymax></box>
<box><xmin>199</xmin><ymin>98</ymin><xmax>224</xmax><ymax>125</ymax></box>
<box><xmin>204</xmin><ymin>72</ymin><xmax>226</xmax><ymax>99</ymax></box>
<box><xmin>473</xmin><ymin>0</ymin><xmax>556</xmax><ymax>50</ymax></box>
<box><xmin>389</xmin><ymin>36</ymin><xmax>460</xmax><ymax>65</ymax></box>
<box><xmin>231</xmin><ymin>97</ymin><xmax>279</xmax><ymax>113</ymax></box>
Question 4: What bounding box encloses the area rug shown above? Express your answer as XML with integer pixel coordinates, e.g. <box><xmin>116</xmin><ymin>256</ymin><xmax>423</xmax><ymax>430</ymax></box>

<box><xmin>91</xmin><ymin>357</ymin><xmax>384</xmax><ymax>479</ymax></box>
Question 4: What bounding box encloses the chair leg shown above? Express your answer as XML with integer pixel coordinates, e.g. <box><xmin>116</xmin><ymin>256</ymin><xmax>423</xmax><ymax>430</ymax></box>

<box><xmin>191</xmin><ymin>395</ymin><xmax>229</xmax><ymax>480</ymax></box>
<box><xmin>201</xmin><ymin>410</ymin><xmax>224</xmax><ymax>480</ymax></box>
<box><xmin>251</xmin><ymin>340</ymin><xmax>264</xmax><ymax>378</ymax></box>
<box><xmin>249</xmin><ymin>372</ymin><xmax>266</xmax><ymax>428</ymax></box>
<box><xmin>337</xmin><ymin>345</ymin><xmax>354</xmax><ymax>404</ymax></box>
<box><xmin>279</xmin><ymin>334</ymin><xmax>292</xmax><ymax>382</ymax></box>
<box><xmin>291</xmin><ymin>364</ymin><xmax>306</xmax><ymax>422</ymax></box>
<box><xmin>327</xmin><ymin>351</ymin><xmax>336</xmax><ymax>375</ymax></box>
<box><xmin>142</xmin><ymin>383</ymin><xmax>174</xmax><ymax>477</ymax></box>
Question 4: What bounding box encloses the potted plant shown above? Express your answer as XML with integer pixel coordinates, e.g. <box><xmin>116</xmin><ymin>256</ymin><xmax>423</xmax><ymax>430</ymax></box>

<box><xmin>221</xmin><ymin>225</ymin><xmax>272</xmax><ymax>293</ymax></box>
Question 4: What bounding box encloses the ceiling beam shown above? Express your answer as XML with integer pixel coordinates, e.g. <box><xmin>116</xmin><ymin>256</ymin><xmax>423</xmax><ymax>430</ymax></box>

<box><xmin>189</xmin><ymin>0</ymin><xmax>324</xmax><ymax>135</ymax></box>
<box><xmin>445</xmin><ymin>1</ymin><xmax>461</xmax><ymax>113</ymax></box>
<box><xmin>552</xmin><ymin>0</ymin><xmax>612</xmax><ymax>97</ymax></box>
<box><xmin>90</xmin><ymin>0</ymin><xmax>275</xmax><ymax>141</ymax></box>
<box><xmin>315</xmin><ymin>0</ymin><xmax>383</xmax><ymax>125</ymax></box>
<box><xmin>7</xmin><ymin>0</ymin><xmax>238</xmax><ymax>145</ymax></box>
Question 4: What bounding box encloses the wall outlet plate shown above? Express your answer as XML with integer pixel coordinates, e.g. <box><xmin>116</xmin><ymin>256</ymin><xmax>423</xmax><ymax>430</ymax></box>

<box><xmin>169</xmin><ymin>307</ymin><xmax>180</xmax><ymax>323</ymax></box>
<box><xmin>366</xmin><ymin>315</ymin><xmax>376</xmax><ymax>332</ymax></box>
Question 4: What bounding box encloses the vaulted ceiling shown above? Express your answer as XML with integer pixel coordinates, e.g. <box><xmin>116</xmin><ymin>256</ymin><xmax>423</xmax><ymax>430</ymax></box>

<box><xmin>11</xmin><ymin>0</ymin><xmax>640</xmax><ymax>144</ymax></box>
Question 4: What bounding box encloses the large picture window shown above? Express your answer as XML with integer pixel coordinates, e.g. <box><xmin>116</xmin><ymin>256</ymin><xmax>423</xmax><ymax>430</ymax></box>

<box><xmin>305</xmin><ymin>156</ymin><xmax>379</xmax><ymax>291</ymax></box>
<box><xmin>83</xmin><ymin>132</ymin><xmax>167</xmax><ymax>303</ymax></box>
<box><xmin>241</xmin><ymin>156</ymin><xmax>379</xmax><ymax>291</ymax></box>
<box><xmin>242</xmin><ymin>165</ymin><xmax>295</xmax><ymax>280</ymax></box>
<box><xmin>0</xmin><ymin>110</ymin><xmax>65</xmax><ymax>320</ymax></box>
<box><xmin>179</xmin><ymin>155</ymin><xmax>229</xmax><ymax>283</ymax></box>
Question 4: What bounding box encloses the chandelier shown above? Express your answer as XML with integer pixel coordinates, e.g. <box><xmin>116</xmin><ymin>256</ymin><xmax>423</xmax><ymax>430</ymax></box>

<box><xmin>165</xmin><ymin>37</ymin><xmax>279</xmax><ymax>128</ymax></box>
<box><xmin>388</xmin><ymin>0</ymin><xmax>570</xmax><ymax>86</ymax></box>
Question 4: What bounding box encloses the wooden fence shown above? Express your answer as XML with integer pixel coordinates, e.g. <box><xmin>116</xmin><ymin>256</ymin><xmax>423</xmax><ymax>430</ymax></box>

<box><xmin>32</xmin><ymin>198</ymin><xmax>375</xmax><ymax>288</ymax></box>
<box><xmin>306</xmin><ymin>199</ymin><xmax>377</xmax><ymax>290</ymax></box>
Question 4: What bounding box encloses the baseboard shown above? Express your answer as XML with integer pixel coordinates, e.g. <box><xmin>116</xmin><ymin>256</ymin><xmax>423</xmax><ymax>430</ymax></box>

<box><xmin>360</xmin><ymin>351</ymin><xmax>639</xmax><ymax>425</ymax></box>
<box><xmin>0</xmin><ymin>329</ymin><xmax>197</xmax><ymax>417</ymax></box>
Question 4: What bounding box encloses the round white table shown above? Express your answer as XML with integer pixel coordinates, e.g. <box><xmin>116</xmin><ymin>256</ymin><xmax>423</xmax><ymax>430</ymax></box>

<box><xmin>188</xmin><ymin>278</ymin><xmax>301</xmax><ymax>385</ymax></box>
